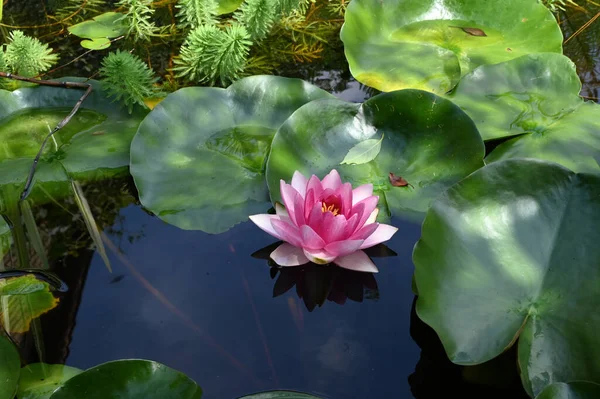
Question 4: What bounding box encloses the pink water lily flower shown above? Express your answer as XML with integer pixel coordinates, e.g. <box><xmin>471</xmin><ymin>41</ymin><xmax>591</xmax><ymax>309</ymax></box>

<box><xmin>249</xmin><ymin>170</ymin><xmax>398</xmax><ymax>273</ymax></box>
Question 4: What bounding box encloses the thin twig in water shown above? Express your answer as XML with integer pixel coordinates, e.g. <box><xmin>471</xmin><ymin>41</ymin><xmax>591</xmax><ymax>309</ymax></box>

<box><xmin>0</xmin><ymin>72</ymin><xmax>93</xmax><ymax>201</ymax></box>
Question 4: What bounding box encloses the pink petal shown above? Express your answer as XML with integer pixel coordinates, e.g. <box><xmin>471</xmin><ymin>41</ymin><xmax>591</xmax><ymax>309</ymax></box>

<box><xmin>303</xmin><ymin>188</ymin><xmax>316</xmax><ymax>220</ymax></box>
<box><xmin>249</xmin><ymin>214</ymin><xmax>283</xmax><ymax>240</ymax></box>
<box><xmin>301</xmin><ymin>225</ymin><xmax>326</xmax><ymax>249</ymax></box>
<box><xmin>306</xmin><ymin>200</ymin><xmax>324</xmax><ymax>228</ymax></box>
<box><xmin>343</xmin><ymin>213</ymin><xmax>359</xmax><ymax>237</ymax></box>
<box><xmin>334</xmin><ymin>250</ymin><xmax>378</xmax><ymax>273</ymax></box>
<box><xmin>271</xmin><ymin>219</ymin><xmax>303</xmax><ymax>247</ymax></box>
<box><xmin>320</xmin><ymin>213</ymin><xmax>348</xmax><ymax>243</ymax></box>
<box><xmin>352</xmin><ymin>184</ymin><xmax>373</xmax><ymax>206</ymax></box>
<box><xmin>280</xmin><ymin>181</ymin><xmax>299</xmax><ymax>224</ymax></box>
<box><xmin>275</xmin><ymin>202</ymin><xmax>290</xmax><ymax>223</ymax></box>
<box><xmin>292</xmin><ymin>191</ymin><xmax>306</xmax><ymax>226</ymax></box>
<box><xmin>366</xmin><ymin>208</ymin><xmax>379</xmax><ymax>225</ymax></box>
<box><xmin>350</xmin><ymin>222</ymin><xmax>379</xmax><ymax>241</ymax></box>
<box><xmin>303</xmin><ymin>248</ymin><xmax>336</xmax><ymax>264</ymax></box>
<box><xmin>321</xmin><ymin>169</ymin><xmax>342</xmax><ymax>190</ymax></box>
<box><xmin>306</xmin><ymin>175</ymin><xmax>323</xmax><ymax>200</ymax></box>
<box><xmin>339</xmin><ymin>182</ymin><xmax>353</xmax><ymax>217</ymax></box>
<box><xmin>359</xmin><ymin>224</ymin><xmax>398</xmax><ymax>249</ymax></box>
<box><xmin>351</xmin><ymin>196</ymin><xmax>379</xmax><ymax>230</ymax></box>
<box><xmin>324</xmin><ymin>239</ymin><xmax>364</xmax><ymax>257</ymax></box>
<box><xmin>291</xmin><ymin>171</ymin><xmax>308</xmax><ymax>198</ymax></box>
<box><xmin>270</xmin><ymin>243</ymin><xmax>310</xmax><ymax>266</ymax></box>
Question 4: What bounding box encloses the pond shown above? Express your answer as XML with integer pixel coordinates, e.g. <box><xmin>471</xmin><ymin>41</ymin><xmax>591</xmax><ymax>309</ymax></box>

<box><xmin>0</xmin><ymin>0</ymin><xmax>599</xmax><ymax>398</ymax></box>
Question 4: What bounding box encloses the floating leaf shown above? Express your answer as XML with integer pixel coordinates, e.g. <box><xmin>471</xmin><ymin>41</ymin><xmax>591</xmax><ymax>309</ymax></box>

<box><xmin>0</xmin><ymin>334</ymin><xmax>20</xmax><ymax>399</ymax></box>
<box><xmin>130</xmin><ymin>75</ymin><xmax>333</xmax><ymax>233</ymax></box>
<box><xmin>217</xmin><ymin>0</ymin><xmax>244</xmax><ymax>14</ymax></box>
<box><xmin>49</xmin><ymin>360</ymin><xmax>202</xmax><ymax>399</ymax></box>
<box><xmin>239</xmin><ymin>391</ymin><xmax>322</xmax><ymax>398</ymax></box>
<box><xmin>341</xmin><ymin>0</ymin><xmax>562</xmax><ymax>93</ymax></box>
<box><xmin>266</xmin><ymin>90</ymin><xmax>484</xmax><ymax>220</ymax></box>
<box><xmin>18</xmin><ymin>363</ymin><xmax>83</xmax><ymax>399</ymax></box>
<box><xmin>68</xmin><ymin>12</ymin><xmax>126</xmax><ymax>50</ymax></box>
<box><xmin>0</xmin><ymin>275</ymin><xmax>45</xmax><ymax>296</ymax></box>
<box><xmin>340</xmin><ymin>134</ymin><xmax>384</xmax><ymax>165</ymax></box>
<box><xmin>80</xmin><ymin>38</ymin><xmax>111</xmax><ymax>50</ymax></box>
<box><xmin>0</xmin><ymin>78</ymin><xmax>147</xmax><ymax>208</ymax></box>
<box><xmin>536</xmin><ymin>382</ymin><xmax>600</xmax><ymax>399</ymax></box>
<box><xmin>0</xmin><ymin>276</ymin><xmax>59</xmax><ymax>333</ymax></box>
<box><xmin>449</xmin><ymin>53</ymin><xmax>600</xmax><ymax>173</ymax></box>
<box><xmin>413</xmin><ymin>159</ymin><xmax>600</xmax><ymax>396</ymax></box>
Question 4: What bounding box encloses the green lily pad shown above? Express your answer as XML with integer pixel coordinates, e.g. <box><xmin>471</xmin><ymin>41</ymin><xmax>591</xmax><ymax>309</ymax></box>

<box><xmin>217</xmin><ymin>0</ymin><xmax>244</xmax><ymax>14</ymax></box>
<box><xmin>266</xmin><ymin>90</ymin><xmax>484</xmax><ymax>220</ymax></box>
<box><xmin>130</xmin><ymin>75</ymin><xmax>333</xmax><ymax>233</ymax></box>
<box><xmin>49</xmin><ymin>360</ymin><xmax>202</xmax><ymax>399</ymax></box>
<box><xmin>413</xmin><ymin>159</ymin><xmax>600</xmax><ymax>397</ymax></box>
<box><xmin>0</xmin><ymin>334</ymin><xmax>20</xmax><ymax>399</ymax></box>
<box><xmin>341</xmin><ymin>0</ymin><xmax>563</xmax><ymax>94</ymax></box>
<box><xmin>239</xmin><ymin>391</ymin><xmax>322</xmax><ymax>398</ymax></box>
<box><xmin>449</xmin><ymin>53</ymin><xmax>582</xmax><ymax>141</ymax></box>
<box><xmin>0</xmin><ymin>78</ymin><xmax>147</xmax><ymax>207</ymax></box>
<box><xmin>68</xmin><ymin>12</ymin><xmax>126</xmax><ymax>50</ymax></box>
<box><xmin>17</xmin><ymin>363</ymin><xmax>83</xmax><ymax>399</ymax></box>
<box><xmin>0</xmin><ymin>276</ymin><xmax>60</xmax><ymax>333</ymax></box>
<box><xmin>449</xmin><ymin>53</ymin><xmax>600</xmax><ymax>173</ymax></box>
<box><xmin>80</xmin><ymin>38</ymin><xmax>112</xmax><ymax>50</ymax></box>
<box><xmin>536</xmin><ymin>382</ymin><xmax>600</xmax><ymax>399</ymax></box>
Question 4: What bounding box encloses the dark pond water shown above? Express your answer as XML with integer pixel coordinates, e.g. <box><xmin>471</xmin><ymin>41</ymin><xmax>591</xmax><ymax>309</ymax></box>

<box><xmin>2</xmin><ymin>1</ymin><xmax>599</xmax><ymax>398</ymax></box>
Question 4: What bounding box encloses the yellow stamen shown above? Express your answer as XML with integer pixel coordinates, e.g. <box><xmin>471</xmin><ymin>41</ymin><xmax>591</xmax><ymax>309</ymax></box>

<box><xmin>321</xmin><ymin>202</ymin><xmax>340</xmax><ymax>216</ymax></box>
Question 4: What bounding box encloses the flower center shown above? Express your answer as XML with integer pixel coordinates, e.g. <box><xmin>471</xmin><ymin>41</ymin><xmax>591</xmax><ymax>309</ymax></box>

<box><xmin>321</xmin><ymin>202</ymin><xmax>340</xmax><ymax>216</ymax></box>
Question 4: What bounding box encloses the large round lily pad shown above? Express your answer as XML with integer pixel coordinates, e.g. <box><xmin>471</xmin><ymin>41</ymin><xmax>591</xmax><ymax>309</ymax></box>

<box><xmin>449</xmin><ymin>53</ymin><xmax>600</xmax><ymax>173</ymax></box>
<box><xmin>341</xmin><ymin>0</ymin><xmax>563</xmax><ymax>94</ymax></box>
<box><xmin>17</xmin><ymin>363</ymin><xmax>83</xmax><ymax>399</ymax></box>
<box><xmin>130</xmin><ymin>75</ymin><xmax>333</xmax><ymax>233</ymax></box>
<box><xmin>49</xmin><ymin>360</ymin><xmax>202</xmax><ymax>399</ymax></box>
<box><xmin>413</xmin><ymin>159</ymin><xmax>600</xmax><ymax>396</ymax></box>
<box><xmin>0</xmin><ymin>334</ymin><xmax>20</xmax><ymax>399</ymax></box>
<box><xmin>536</xmin><ymin>382</ymin><xmax>600</xmax><ymax>399</ymax></box>
<box><xmin>266</xmin><ymin>90</ymin><xmax>484</xmax><ymax>220</ymax></box>
<box><xmin>0</xmin><ymin>78</ymin><xmax>147</xmax><ymax>208</ymax></box>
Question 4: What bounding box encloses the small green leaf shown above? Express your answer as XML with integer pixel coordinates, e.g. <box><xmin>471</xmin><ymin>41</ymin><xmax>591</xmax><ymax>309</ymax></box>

<box><xmin>80</xmin><ymin>38</ymin><xmax>111</xmax><ymax>50</ymax></box>
<box><xmin>0</xmin><ymin>334</ymin><xmax>20</xmax><ymax>399</ymax></box>
<box><xmin>18</xmin><ymin>363</ymin><xmax>83</xmax><ymax>399</ymax></box>
<box><xmin>49</xmin><ymin>360</ymin><xmax>202</xmax><ymax>399</ymax></box>
<box><xmin>340</xmin><ymin>134</ymin><xmax>384</xmax><ymax>165</ymax></box>
<box><xmin>0</xmin><ymin>276</ymin><xmax>59</xmax><ymax>333</ymax></box>
<box><xmin>68</xmin><ymin>12</ymin><xmax>126</xmax><ymax>40</ymax></box>
<box><xmin>0</xmin><ymin>275</ymin><xmax>45</xmax><ymax>296</ymax></box>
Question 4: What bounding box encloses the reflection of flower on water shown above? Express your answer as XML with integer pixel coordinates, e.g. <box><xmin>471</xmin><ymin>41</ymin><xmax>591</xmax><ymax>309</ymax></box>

<box><xmin>252</xmin><ymin>242</ymin><xmax>397</xmax><ymax>312</ymax></box>
<box><xmin>249</xmin><ymin>170</ymin><xmax>398</xmax><ymax>273</ymax></box>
